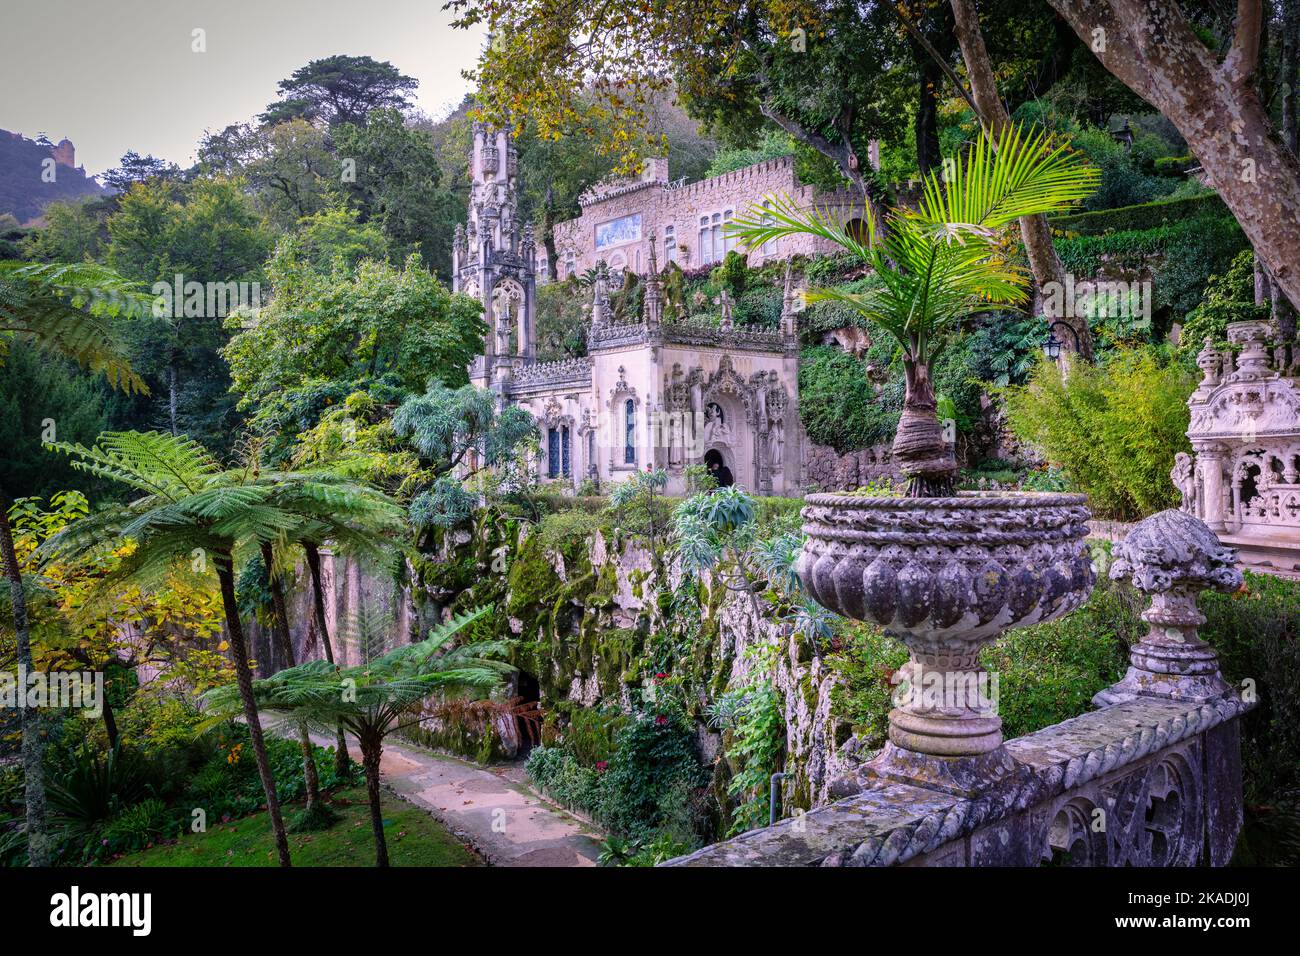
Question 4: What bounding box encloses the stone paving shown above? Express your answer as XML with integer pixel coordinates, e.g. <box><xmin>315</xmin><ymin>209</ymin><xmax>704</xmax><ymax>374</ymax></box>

<box><xmin>288</xmin><ymin>723</ymin><xmax>602</xmax><ymax>867</ymax></box>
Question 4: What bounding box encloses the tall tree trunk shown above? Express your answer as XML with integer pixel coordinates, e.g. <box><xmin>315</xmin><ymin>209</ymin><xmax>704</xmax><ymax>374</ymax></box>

<box><xmin>1048</xmin><ymin>0</ymin><xmax>1300</xmax><ymax>313</ymax></box>
<box><xmin>215</xmin><ymin>549</ymin><xmax>291</xmax><ymax>867</ymax></box>
<box><xmin>260</xmin><ymin>541</ymin><xmax>320</xmax><ymax>812</ymax></box>
<box><xmin>305</xmin><ymin>541</ymin><xmax>352</xmax><ymax>776</ymax></box>
<box><xmin>1284</xmin><ymin>0</ymin><xmax>1299</xmax><ymax>153</ymax></box>
<box><xmin>913</xmin><ymin>41</ymin><xmax>944</xmax><ymax>178</ymax></box>
<box><xmin>167</xmin><ymin>361</ymin><xmax>179</xmax><ymax>437</ymax></box>
<box><xmin>101</xmin><ymin>696</ymin><xmax>119</xmax><ymax>750</ymax></box>
<box><xmin>359</xmin><ymin>733</ymin><xmax>389</xmax><ymax>867</ymax></box>
<box><xmin>894</xmin><ymin>356</ymin><xmax>958</xmax><ymax>497</ymax></box>
<box><xmin>0</xmin><ymin>490</ymin><xmax>50</xmax><ymax>867</ymax></box>
<box><xmin>950</xmin><ymin>0</ymin><xmax>1096</xmax><ymax>362</ymax></box>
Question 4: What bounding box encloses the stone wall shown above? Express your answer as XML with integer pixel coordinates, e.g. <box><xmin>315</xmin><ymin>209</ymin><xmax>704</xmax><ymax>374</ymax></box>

<box><xmin>548</xmin><ymin>155</ymin><xmax>864</xmax><ymax>279</ymax></box>
<box><xmin>802</xmin><ymin>442</ymin><xmax>900</xmax><ymax>492</ymax></box>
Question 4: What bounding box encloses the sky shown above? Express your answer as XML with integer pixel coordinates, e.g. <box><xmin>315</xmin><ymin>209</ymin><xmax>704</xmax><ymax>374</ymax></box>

<box><xmin>0</xmin><ymin>0</ymin><xmax>486</xmax><ymax>176</ymax></box>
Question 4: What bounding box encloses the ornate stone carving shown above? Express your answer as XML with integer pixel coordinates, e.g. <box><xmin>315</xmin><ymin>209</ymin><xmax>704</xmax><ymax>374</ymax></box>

<box><xmin>798</xmin><ymin>492</ymin><xmax>1095</xmax><ymax>795</ymax></box>
<box><xmin>1183</xmin><ymin>320</ymin><xmax>1300</xmax><ymax>573</ymax></box>
<box><xmin>1095</xmin><ymin>509</ymin><xmax>1242</xmax><ymax>706</ymax></box>
<box><xmin>667</xmin><ymin>694</ymin><xmax>1252</xmax><ymax>868</ymax></box>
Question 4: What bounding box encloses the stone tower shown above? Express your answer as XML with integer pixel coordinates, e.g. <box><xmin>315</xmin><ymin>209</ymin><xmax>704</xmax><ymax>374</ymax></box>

<box><xmin>455</xmin><ymin>122</ymin><xmax>536</xmax><ymax>394</ymax></box>
<box><xmin>51</xmin><ymin>138</ymin><xmax>75</xmax><ymax>168</ymax></box>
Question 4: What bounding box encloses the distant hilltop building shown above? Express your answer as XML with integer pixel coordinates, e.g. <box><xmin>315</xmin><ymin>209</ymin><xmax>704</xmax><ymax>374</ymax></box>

<box><xmin>0</xmin><ymin>130</ymin><xmax>102</xmax><ymax>224</ymax></box>
<box><xmin>544</xmin><ymin>154</ymin><xmax>866</xmax><ymax>279</ymax></box>
<box><xmin>453</xmin><ymin>123</ymin><xmax>806</xmax><ymax>496</ymax></box>
<box><xmin>51</xmin><ymin>138</ymin><xmax>76</xmax><ymax>168</ymax></box>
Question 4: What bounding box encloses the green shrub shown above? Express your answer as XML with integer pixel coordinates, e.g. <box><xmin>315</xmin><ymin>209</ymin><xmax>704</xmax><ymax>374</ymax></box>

<box><xmin>1153</xmin><ymin>155</ymin><xmax>1196</xmax><ymax>176</ymax></box>
<box><xmin>527</xmin><ymin>701</ymin><xmax>707</xmax><ymax>843</ymax></box>
<box><xmin>1068</xmin><ymin>127</ymin><xmax>1178</xmax><ymax>211</ymax></box>
<box><xmin>101</xmin><ymin>798</ymin><xmax>173</xmax><ymax>854</ymax></box>
<box><xmin>1179</xmin><ymin>249</ymin><xmax>1270</xmax><ymax>349</ymax></box>
<box><xmin>595</xmin><ymin>705</ymin><xmax>707</xmax><ymax>841</ymax></box>
<box><xmin>735</xmin><ymin>286</ymin><xmax>783</xmax><ymax>327</ymax></box>
<box><xmin>998</xmin><ymin>347</ymin><xmax>1194</xmax><ymax>519</ymax></box>
<box><xmin>712</xmin><ymin>250</ymin><xmax>748</xmax><ymax>299</ymax></box>
<box><xmin>983</xmin><ymin>576</ymin><xmax>1138</xmax><ymax>739</ymax></box>
<box><xmin>534</xmin><ymin>509</ymin><xmax>605</xmax><ymax>562</ymax></box>
<box><xmin>1204</xmin><ymin>572</ymin><xmax>1300</xmax><ymax>805</ymax></box>
<box><xmin>798</xmin><ymin>345</ymin><xmax>898</xmax><ymax>452</ymax></box>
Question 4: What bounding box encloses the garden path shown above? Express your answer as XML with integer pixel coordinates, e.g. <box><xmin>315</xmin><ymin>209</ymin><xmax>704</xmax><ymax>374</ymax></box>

<box><xmin>280</xmin><ymin>722</ymin><xmax>602</xmax><ymax>866</ymax></box>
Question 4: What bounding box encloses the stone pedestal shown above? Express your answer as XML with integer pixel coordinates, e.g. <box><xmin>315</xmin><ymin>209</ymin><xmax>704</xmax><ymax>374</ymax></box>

<box><xmin>1093</xmin><ymin>509</ymin><xmax>1243</xmax><ymax>707</ymax></box>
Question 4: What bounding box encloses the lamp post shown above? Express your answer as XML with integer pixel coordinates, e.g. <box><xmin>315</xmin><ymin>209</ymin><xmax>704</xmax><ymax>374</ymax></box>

<box><xmin>1043</xmin><ymin>320</ymin><xmax>1080</xmax><ymax>361</ymax></box>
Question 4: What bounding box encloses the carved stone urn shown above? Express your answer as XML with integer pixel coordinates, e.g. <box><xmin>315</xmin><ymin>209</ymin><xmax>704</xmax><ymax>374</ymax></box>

<box><xmin>798</xmin><ymin>492</ymin><xmax>1095</xmax><ymax>795</ymax></box>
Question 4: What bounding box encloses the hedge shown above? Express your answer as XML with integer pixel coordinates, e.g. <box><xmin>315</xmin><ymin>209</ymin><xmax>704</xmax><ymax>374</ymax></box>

<box><xmin>1049</xmin><ymin>191</ymin><xmax>1225</xmax><ymax>236</ymax></box>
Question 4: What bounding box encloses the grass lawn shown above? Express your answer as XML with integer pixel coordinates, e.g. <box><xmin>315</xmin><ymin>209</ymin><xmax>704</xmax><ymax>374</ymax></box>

<box><xmin>109</xmin><ymin>787</ymin><xmax>482</xmax><ymax>867</ymax></box>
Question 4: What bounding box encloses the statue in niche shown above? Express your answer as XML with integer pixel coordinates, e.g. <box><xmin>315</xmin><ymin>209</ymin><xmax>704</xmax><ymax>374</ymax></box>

<box><xmin>703</xmin><ymin>401</ymin><xmax>732</xmax><ymax>446</ymax></box>
<box><xmin>767</xmin><ymin>372</ymin><xmax>787</xmax><ymax>473</ymax></box>
<box><xmin>1172</xmin><ymin>452</ymin><xmax>1197</xmax><ymax>514</ymax></box>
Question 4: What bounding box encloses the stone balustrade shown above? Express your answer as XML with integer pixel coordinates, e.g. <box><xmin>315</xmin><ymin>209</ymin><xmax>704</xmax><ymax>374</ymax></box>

<box><xmin>668</xmin><ymin>509</ymin><xmax>1253</xmax><ymax>867</ymax></box>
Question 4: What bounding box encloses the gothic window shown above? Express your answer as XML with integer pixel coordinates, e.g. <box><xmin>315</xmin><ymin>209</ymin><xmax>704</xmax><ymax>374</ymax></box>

<box><xmin>547</xmin><ymin>425</ymin><xmax>573</xmax><ymax>478</ymax></box>
<box><xmin>565</xmin><ymin>252</ymin><xmax>576</xmax><ymax>278</ymax></box>
<box><xmin>723</xmin><ymin>209</ymin><xmax>735</xmax><ymax>254</ymax></box>
<box><xmin>663</xmin><ymin>225</ymin><xmax>677</xmax><ymax>265</ymax></box>
<box><xmin>710</xmin><ymin>213</ymin><xmax>722</xmax><ymax>262</ymax></box>
<box><xmin>697</xmin><ymin>216</ymin><xmax>711</xmax><ymax>265</ymax></box>
<box><xmin>624</xmin><ymin>398</ymin><xmax>636</xmax><ymax>465</ymax></box>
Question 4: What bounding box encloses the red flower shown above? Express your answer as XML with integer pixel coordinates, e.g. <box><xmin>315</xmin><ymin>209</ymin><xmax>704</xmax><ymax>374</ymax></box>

<box><xmin>596</xmin><ymin>761</ymin><xmax>607</xmax><ymax>772</ymax></box>
<box><xmin>655</xmin><ymin>715</ymin><xmax>669</xmax><ymax>726</ymax></box>
<box><xmin>654</xmin><ymin>672</ymin><xmax>667</xmax><ymax>682</ymax></box>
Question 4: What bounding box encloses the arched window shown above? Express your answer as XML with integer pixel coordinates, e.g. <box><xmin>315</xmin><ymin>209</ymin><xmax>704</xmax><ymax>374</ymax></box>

<box><xmin>697</xmin><ymin>216</ymin><xmax>710</xmax><ymax>266</ymax></box>
<box><xmin>565</xmin><ymin>252</ymin><xmax>576</xmax><ymax>278</ymax></box>
<box><xmin>547</xmin><ymin>425</ymin><xmax>573</xmax><ymax>479</ymax></box>
<box><xmin>663</xmin><ymin>225</ymin><xmax>676</xmax><ymax>265</ymax></box>
<box><xmin>722</xmin><ymin>209</ymin><xmax>735</xmax><ymax>254</ymax></box>
<box><xmin>624</xmin><ymin>399</ymin><xmax>636</xmax><ymax>465</ymax></box>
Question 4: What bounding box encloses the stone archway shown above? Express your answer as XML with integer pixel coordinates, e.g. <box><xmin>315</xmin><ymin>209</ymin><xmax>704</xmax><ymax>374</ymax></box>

<box><xmin>704</xmin><ymin>446</ymin><xmax>734</xmax><ymax>487</ymax></box>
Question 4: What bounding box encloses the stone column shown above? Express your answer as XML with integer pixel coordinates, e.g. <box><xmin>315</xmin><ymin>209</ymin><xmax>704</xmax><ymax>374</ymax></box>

<box><xmin>1094</xmin><ymin>509</ymin><xmax>1243</xmax><ymax>706</ymax></box>
<box><xmin>1198</xmin><ymin>445</ymin><xmax>1227</xmax><ymax>532</ymax></box>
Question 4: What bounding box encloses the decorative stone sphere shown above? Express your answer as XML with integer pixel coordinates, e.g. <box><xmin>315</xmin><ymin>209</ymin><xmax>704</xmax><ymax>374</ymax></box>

<box><xmin>798</xmin><ymin>492</ymin><xmax>1095</xmax><ymax>765</ymax></box>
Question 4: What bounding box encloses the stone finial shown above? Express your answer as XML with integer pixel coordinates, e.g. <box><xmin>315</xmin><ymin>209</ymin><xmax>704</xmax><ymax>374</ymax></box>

<box><xmin>643</xmin><ymin>233</ymin><xmax>662</xmax><ymax>329</ymax></box>
<box><xmin>1109</xmin><ymin>508</ymin><xmax>1241</xmax><ymax>595</ymax></box>
<box><xmin>1096</xmin><ymin>509</ymin><xmax>1242</xmax><ymax>706</ymax></box>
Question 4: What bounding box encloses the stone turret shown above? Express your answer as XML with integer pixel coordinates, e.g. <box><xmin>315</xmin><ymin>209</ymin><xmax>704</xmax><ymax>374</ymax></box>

<box><xmin>461</xmin><ymin>121</ymin><xmax>536</xmax><ymax>389</ymax></box>
<box><xmin>642</xmin><ymin>233</ymin><xmax>662</xmax><ymax>329</ymax></box>
<box><xmin>51</xmin><ymin>138</ymin><xmax>75</xmax><ymax>168</ymax></box>
<box><xmin>780</xmin><ymin>260</ymin><xmax>800</xmax><ymax>345</ymax></box>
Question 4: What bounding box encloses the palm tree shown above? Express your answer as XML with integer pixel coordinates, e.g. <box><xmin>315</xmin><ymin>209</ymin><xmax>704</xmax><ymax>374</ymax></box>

<box><xmin>40</xmin><ymin>431</ymin><xmax>405</xmax><ymax>866</ymax></box>
<box><xmin>0</xmin><ymin>261</ymin><xmax>149</xmax><ymax>866</ymax></box>
<box><xmin>203</xmin><ymin>606</ymin><xmax>508</xmax><ymax>866</ymax></box>
<box><xmin>728</xmin><ymin>124</ymin><xmax>1098</xmax><ymax>496</ymax></box>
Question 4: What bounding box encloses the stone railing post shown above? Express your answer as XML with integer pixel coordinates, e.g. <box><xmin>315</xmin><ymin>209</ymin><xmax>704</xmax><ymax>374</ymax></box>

<box><xmin>1094</xmin><ymin>509</ymin><xmax>1243</xmax><ymax>706</ymax></box>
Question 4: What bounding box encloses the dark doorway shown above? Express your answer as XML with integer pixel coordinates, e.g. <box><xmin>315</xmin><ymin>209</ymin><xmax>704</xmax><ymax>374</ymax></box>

<box><xmin>704</xmin><ymin>448</ymin><xmax>734</xmax><ymax>487</ymax></box>
<box><xmin>514</xmin><ymin>670</ymin><xmax>542</xmax><ymax>757</ymax></box>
